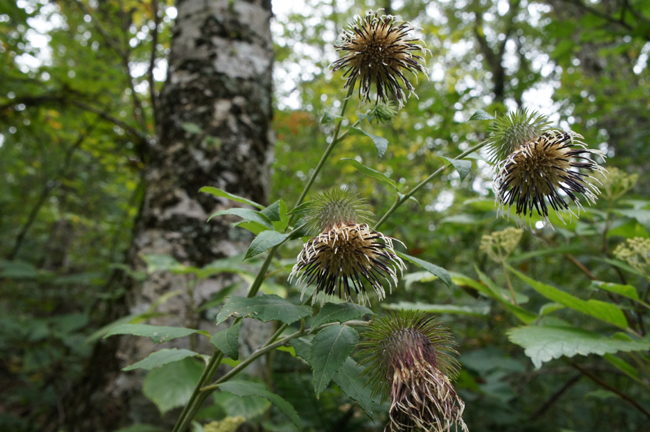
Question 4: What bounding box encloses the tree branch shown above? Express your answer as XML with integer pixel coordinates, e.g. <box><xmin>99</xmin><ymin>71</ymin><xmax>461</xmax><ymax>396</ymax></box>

<box><xmin>529</xmin><ymin>373</ymin><xmax>582</xmax><ymax>420</ymax></box>
<box><xmin>572</xmin><ymin>362</ymin><xmax>650</xmax><ymax>420</ymax></box>
<box><xmin>72</xmin><ymin>100</ymin><xmax>148</xmax><ymax>144</ymax></box>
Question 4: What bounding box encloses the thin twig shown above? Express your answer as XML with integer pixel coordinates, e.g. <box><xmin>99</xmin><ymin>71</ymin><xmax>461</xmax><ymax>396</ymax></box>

<box><xmin>529</xmin><ymin>373</ymin><xmax>582</xmax><ymax>420</ymax></box>
<box><xmin>572</xmin><ymin>362</ymin><xmax>650</xmax><ymax>420</ymax></box>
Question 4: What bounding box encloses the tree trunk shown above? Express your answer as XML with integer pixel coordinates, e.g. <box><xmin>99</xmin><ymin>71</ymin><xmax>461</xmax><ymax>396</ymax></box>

<box><xmin>71</xmin><ymin>1</ymin><xmax>275</xmax><ymax>430</ymax></box>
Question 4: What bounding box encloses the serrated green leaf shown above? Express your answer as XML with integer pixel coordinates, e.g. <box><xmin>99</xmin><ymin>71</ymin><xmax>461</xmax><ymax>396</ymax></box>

<box><xmin>200</xmin><ymin>186</ymin><xmax>264</xmax><ymax>210</ymax></box>
<box><xmin>219</xmin><ymin>381</ymin><xmax>302</xmax><ymax>430</ymax></box>
<box><xmin>510</xmin><ymin>268</ymin><xmax>628</xmax><ymax>329</ymax></box>
<box><xmin>603</xmin><ymin>353</ymin><xmax>638</xmax><ymax>379</ymax></box>
<box><xmin>216</xmin><ymin>295</ymin><xmax>312</xmax><ymax>325</ymax></box>
<box><xmin>246</xmin><ymin>231</ymin><xmax>290</xmax><ymax>259</ymax></box>
<box><xmin>539</xmin><ymin>302</ymin><xmax>565</xmax><ymax>317</ymax></box>
<box><xmin>290</xmin><ymin>338</ymin><xmax>311</xmax><ymax>362</ymax></box>
<box><xmin>352</xmin><ymin>127</ymin><xmax>388</xmax><ymax>158</ymax></box>
<box><xmin>340</xmin><ymin>158</ymin><xmax>397</xmax><ymax>189</ymax></box>
<box><xmin>213</xmin><ymin>391</ymin><xmax>270</xmax><ymax>419</ymax></box>
<box><xmin>143</xmin><ymin>358</ymin><xmax>204</xmax><ymax>414</ymax></box>
<box><xmin>261</xmin><ymin>200</ymin><xmax>283</xmax><ymax>222</ymax></box>
<box><xmin>123</xmin><ymin>348</ymin><xmax>201</xmax><ymax>371</ymax></box>
<box><xmin>382</xmin><ymin>301</ymin><xmax>490</xmax><ymax>317</ymax></box>
<box><xmin>396</xmin><ymin>252</ymin><xmax>451</xmax><ymax>287</ymax></box>
<box><xmin>208</xmin><ymin>208</ymin><xmax>273</xmax><ymax>229</ymax></box>
<box><xmin>591</xmin><ymin>281</ymin><xmax>640</xmax><ymax>301</ymax></box>
<box><xmin>332</xmin><ymin>357</ymin><xmax>383</xmax><ymax>420</ymax></box>
<box><xmin>311</xmin><ymin>302</ymin><xmax>373</xmax><ymax>329</ymax></box>
<box><xmin>508</xmin><ymin>325</ymin><xmax>650</xmax><ymax>368</ymax></box>
<box><xmin>469</xmin><ymin>109</ymin><xmax>495</xmax><ymax>120</ymax></box>
<box><xmin>210</xmin><ymin>321</ymin><xmax>241</xmax><ymax>359</ymax></box>
<box><xmin>441</xmin><ymin>157</ymin><xmax>472</xmax><ymax>181</ymax></box>
<box><xmin>309</xmin><ymin>324</ymin><xmax>359</xmax><ymax>397</ymax></box>
<box><xmin>104</xmin><ymin>324</ymin><xmax>203</xmax><ymax>344</ymax></box>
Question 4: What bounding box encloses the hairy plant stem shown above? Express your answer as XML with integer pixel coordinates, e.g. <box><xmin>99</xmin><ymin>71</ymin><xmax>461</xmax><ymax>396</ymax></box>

<box><xmin>501</xmin><ymin>261</ymin><xmax>519</xmax><ymax>306</ymax></box>
<box><xmin>375</xmin><ymin>140</ymin><xmax>488</xmax><ymax>229</ymax></box>
<box><xmin>173</xmin><ymin>87</ymin><xmax>355</xmax><ymax>432</ymax></box>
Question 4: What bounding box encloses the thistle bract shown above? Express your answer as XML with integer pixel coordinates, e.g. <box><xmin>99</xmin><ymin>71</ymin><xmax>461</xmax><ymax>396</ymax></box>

<box><xmin>358</xmin><ymin>312</ymin><xmax>468</xmax><ymax>432</ymax></box>
<box><xmin>494</xmin><ymin>129</ymin><xmax>605</xmax><ymax>228</ymax></box>
<box><xmin>332</xmin><ymin>10</ymin><xmax>427</xmax><ymax>106</ymax></box>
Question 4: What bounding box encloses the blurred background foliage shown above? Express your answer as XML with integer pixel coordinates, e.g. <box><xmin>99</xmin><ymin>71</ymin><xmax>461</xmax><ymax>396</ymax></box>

<box><xmin>1</xmin><ymin>0</ymin><xmax>649</xmax><ymax>431</ymax></box>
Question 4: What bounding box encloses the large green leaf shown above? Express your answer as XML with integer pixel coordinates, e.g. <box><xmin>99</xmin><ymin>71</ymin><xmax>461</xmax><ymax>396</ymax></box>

<box><xmin>469</xmin><ymin>109</ymin><xmax>495</xmax><ymax>120</ymax></box>
<box><xmin>352</xmin><ymin>127</ymin><xmax>388</xmax><ymax>158</ymax></box>
<box><xmin>123</xmin><ymin>348</ymin><xmax>202</xmax><ymax>371</ymax></box>
<box><xmin>143</xmin><ymin>358</ymin><xmax>205</xmax><ymax>414</ymax></box>
<box><xmin>340</xmin><ymin>158</ymin><xmax>397</xmax><ymax>189</ymax></box>
<box><xmin>104</xmin><ymin>324</ymin><xmax>206</xmax><ymax>344</ymax></box>
<box><xmin>441</xmin><ymin>156</ymin><xmax>472</xmax><ymax>181</ymax></box>
<box><xmin>311</xmin><ymin>302</ymin><xmax>373</xmax><ymax>329</ymax></box>
<box><xmin>245</xmin><ymin>231</ymin><xmax>290</xmax><ymax>259</ymax></box>
<box><xmin>382</xmin><ymin>301</ymin><xmax>490</xmax><ymax>317</ymax></box>
<box><xmin>216</xmin><ymin>295</ymin><xmax>312</xmax><ymax>325</ymax></box>
<box><xmin>208</xmin><ymin>208</ymin><xmax>273</xmax><ymax>229</ymax></box>
<box><xmin>210</xmin><ymin>321</ymin><xmax>242</xmax><ymax>360</ymax></box>
<box><xmin>472</xmin><ymin>269</ymin><xmax>537</xmax><ymax>324</ymax></box>
<box><xmin>218</xmin><ymin>381</ymin><xmax>302</xmax><ymax>430</ymax></box>
<box><xmin>508</xmin><ymin>325</ymin><xmax>650</xmax><ymax>368</ymax></box>
<box><xmin>200</xmin><ymin>186</ymin><xmax>264</xmax><ymax>209</ymax></box>
<box><xmin>510</xmin><ymin>269</ymin><xmax>628</xmax><ymax>329</ymax></box>
<box><xmin>309</xmin><ymin>324</ymin><xmax>359</xmax><ymax>397</ymax></box>
<box><xmin>396</xmin><ymin>252</ymin><xmax>451</xmax><ymax>287</ymax></box>
<box><xmin>332</xmin><ymin>357</ymin><xmax>383</xmax><ymax>420</ymax></box>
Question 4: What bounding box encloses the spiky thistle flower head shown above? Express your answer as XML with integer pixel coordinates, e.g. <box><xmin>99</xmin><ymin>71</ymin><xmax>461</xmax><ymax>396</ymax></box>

<box><xmin>494</xmin><ymin>129</ymin><xmax>606</xmax><ymax>229</ymax></box>
<box><xmin>485</xmin><ymin>109</ymin><xmax>552</xmax><ymax>165</ymax></box>
<box><xmin>332</xmin><ymin>10</ymin><xmax>427</xmax><ymax>107</ymax></box>
<box><xmin>369</xmin><ymin>101</ymin><xmax>399</xmax><ymax>125</ymax></box>
<box><xmin>289</xmin><ymin>190</ymin><xmax>405</xmax><ymax>305</ymax></box>
<box><xmin>358</xmin><ymin>311</ymin><xmax>468</xmax><ymax>432</ymax></box>
<box><xmin>301</xmin><ymin>189</ymin><xmax>374</xmax><ymax>235</ymax></box>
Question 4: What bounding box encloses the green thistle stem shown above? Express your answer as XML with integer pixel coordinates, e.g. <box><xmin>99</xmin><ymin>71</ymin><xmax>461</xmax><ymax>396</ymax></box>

<box><xmin>173</xmin><ymin>88</ymin><xmax>356</xmax><ymax>432</ymax></box>
<box><xmin>375</xmin><ymin>140</ymin><xmax>489</xmax><ymax>229</ymax></box>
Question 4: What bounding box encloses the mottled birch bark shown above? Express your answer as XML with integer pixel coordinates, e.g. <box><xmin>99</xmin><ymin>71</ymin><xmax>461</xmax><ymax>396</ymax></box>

<box><xmin>101</xmin><ymin>0</ymin><xmax>275</xmax><ymax>428</ymax></box>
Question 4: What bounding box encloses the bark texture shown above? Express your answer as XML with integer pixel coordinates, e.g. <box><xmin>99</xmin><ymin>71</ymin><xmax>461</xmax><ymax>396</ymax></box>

<box><xmin>102</xmin><ymin>0</ymin><xmax>274</xmax><ymax>428</ymax></box>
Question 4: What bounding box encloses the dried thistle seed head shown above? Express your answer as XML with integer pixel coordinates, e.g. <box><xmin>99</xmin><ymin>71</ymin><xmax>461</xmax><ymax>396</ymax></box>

<box><xmin>485</xmin><ymin>109</ymin><xmax>552</xmax><ymax>165</ymax></box>
<box><xmin>332</xmin><ymin>10</ymin><xmax>427</xmax><ymax>107</ymax></box>
<box><xmin>480</xmin><ymin>227</ymin><xmax>523</xmax><ymax>264</ymax></box>
<box><xmin>613</xmin><ymin>237</ymin><xmax>650</xmax><ymax>276</ymax></box>
<box><xmin>288</xmin><ymin>223</ymin><xmax>406</xmax><ymax>305</ymax></box>
<box><xmin>494</xmin><ymin>130</ymin><xmax>606</xmax><ymax>229</ymax></box>
<box><xmin>593</xmin><ymin>167</ymin><xmax>637</xmax><ymax>202</ymax></box>
<box><xmin>358</xmin><ymin>312</ymin><xmax>468</xmax><ymax>432</ymax></box>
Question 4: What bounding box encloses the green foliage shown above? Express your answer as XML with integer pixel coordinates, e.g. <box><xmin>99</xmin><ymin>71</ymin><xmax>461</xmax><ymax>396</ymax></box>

<box><xmin>210</xmin><ymin>322</ymin><xmax>242</xmax><ymax>360</ymax></box>
<box><xmin>123</xmin><ymin>349</ymin><xmax>203</xmax><ymax>372</ymax></box>
<box><xmin>310</xmin><ymin>302</ymin><xmax>373</xmax><ymax>328</ymax></box>
<box><xmin>143</xmin><ymin>358</ymin><xmax>205</xmax><ymax>414</ymax></box>
<box><xmin>216</xmin><ymin>295</ymin><xmax>312</xmax><ymax>325</ymax></box>
<box><xmin>218</xmin><ymin>381</ymin><xmax>302</xmax><ymax>430</ymax></box>
<box><xmin>309</xmin><ymin>324</ymin><xmax>359</xmax><ymax>397</ymax></box>
<box><xmin>508</xmin><ymin>325</ymin><xmax>650</xmax><ymax>369</ymax></box>
<box><xmin>105</xmin><ymin>324</ymin><xmax>207</xmax><ymax>344</ymax></box>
